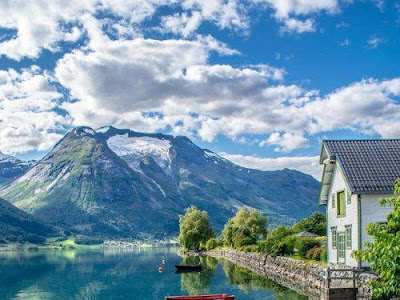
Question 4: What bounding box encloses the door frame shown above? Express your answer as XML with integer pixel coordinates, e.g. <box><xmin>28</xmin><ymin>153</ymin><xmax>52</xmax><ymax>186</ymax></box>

<box><xmin>337</xmin><ymin>231</ymin><xmax>346</xmax><ymax>264</ymax></box>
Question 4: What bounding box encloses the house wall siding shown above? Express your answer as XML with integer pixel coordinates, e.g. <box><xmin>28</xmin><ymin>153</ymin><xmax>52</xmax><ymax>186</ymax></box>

<box><xmin>360</xmin><ymin>194</ymin><xmax>393</xmax><ymax>246</ymax></box>
<box><xmin>327</xmin><ymin>164</ymin><xmax>359</xmax><ymax>267</ymax></box>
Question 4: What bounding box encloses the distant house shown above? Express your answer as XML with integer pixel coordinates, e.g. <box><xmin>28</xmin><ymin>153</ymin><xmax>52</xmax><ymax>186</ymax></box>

<box><xmin>319</xmin><ymin>140</ymin><xmax>399</xmax><ymax>267</ymax></box>
<box><xmin>295</xmin><ymin>231</ymin><xmax>319</xmax><ymax>238</ymax></box>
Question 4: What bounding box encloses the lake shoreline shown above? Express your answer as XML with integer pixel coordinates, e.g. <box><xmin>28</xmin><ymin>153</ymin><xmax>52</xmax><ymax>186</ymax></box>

<box><xmin>206</xmin><ymin>249</ymin><xmax>379</xmax><ymax>300</ymax></box>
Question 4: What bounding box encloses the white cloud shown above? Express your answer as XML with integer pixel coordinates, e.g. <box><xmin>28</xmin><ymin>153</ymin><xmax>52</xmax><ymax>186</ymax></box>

<box><xmin>255</xmin><ymin>0</ymin><xmax>342</xmax><ymax>33</ymax></box>
<box><xmin>367</xmin><ymin>35</ymin><xmax>385</xmax><ymax>49</ymax></box>
<box><xmin>0</xmin><ymin>67</ymin><xmax>70</xmax><ymax>154</ymax></box>
<box><xmin>339</xmin><ymin>38</ymin><xmax>350</xmax><ymax>47</ymax></box>
<box><xmin>261</xmin><ymin>132</ymin><xmax>308</xmax><ymax>152</ymax></box>
<box><xmin>53</xmin><ymin>29</ymin><xmax>400</xmax><ymax>153</ymax></box>
<box><xmin>281</xmin><ymin>18</ymin><xmax>316</xmax><ymax>33</ymax></box>
<box><xmin>0</xmin><ymin>0</ymin><xmax>354</xmax><ymax>61</ymax></box>
<box><xmin>221</xmin><ymin>153</ymin><xmax>321</xmax><ymax>179</ymax></box>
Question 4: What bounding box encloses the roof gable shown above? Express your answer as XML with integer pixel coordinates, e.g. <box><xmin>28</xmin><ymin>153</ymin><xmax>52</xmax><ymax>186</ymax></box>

<box><xmin>322</xmin><ymin>139</ymin><xmax>400</xmax><ymax>194</ymax></box>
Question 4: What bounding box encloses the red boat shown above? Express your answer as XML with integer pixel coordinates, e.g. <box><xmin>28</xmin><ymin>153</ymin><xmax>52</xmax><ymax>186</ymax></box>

<box><xmin>165</xmin><ymin>294</ymin><xmax>235</xmax><ymax>300</ymax></box>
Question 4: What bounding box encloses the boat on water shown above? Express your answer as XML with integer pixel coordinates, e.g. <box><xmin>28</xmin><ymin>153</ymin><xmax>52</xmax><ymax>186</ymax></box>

<box><xmin>165</xmin><ymin>294</ymin><xmax>235</xmax><ymax>300</ymax></box>
<box><xmin>175</xmin><ymin>263</ymin><xmax>203</xmax><ymax>272</ymax></box>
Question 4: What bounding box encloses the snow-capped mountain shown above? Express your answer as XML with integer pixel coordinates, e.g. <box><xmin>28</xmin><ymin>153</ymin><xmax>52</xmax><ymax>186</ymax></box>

<box><xmin>1</xmin><ymin>126</ymin><xmax>320</xmax><ymax>238</ymax></box>
<box><xmin>0</xmin><ymin>151</ymin><xmax>35</xmax><ymax>187</ymax></box>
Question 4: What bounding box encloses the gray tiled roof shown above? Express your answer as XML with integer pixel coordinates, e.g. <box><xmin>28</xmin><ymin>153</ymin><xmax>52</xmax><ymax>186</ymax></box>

<box><xmin>324</xmin><ymin>140</ymin><xmax>400</xmax><ymax>194</ymax></box>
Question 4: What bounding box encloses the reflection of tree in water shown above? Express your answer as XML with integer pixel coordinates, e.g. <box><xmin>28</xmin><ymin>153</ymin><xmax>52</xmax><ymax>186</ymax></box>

<box><xmin>220</xmin><ymin>258</ymin><xmax>308</xmax><ymax>300</ymax></box>
<box><xmin>180</xmin><ymin>255</ymin><xmax>218</xmax><ymax>295</ymax></box>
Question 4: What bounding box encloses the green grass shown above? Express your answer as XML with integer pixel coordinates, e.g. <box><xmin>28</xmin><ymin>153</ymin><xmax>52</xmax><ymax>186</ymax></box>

<box><xmin>288</xmin><ymin>254</ymin><xmax>327</xmax><ymax>265</ymax></box>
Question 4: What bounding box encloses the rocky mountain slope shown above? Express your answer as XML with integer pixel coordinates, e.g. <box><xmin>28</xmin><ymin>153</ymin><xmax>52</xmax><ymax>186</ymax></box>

<box><xmin>1</xmin><ymin>126</ymin><xmax>320</xmax><ymax>238</ymax></box>
<box><xmin>0</xmin><ymin>152</ymin><xmax>35</xmax><ymax>187</ymax></box>
<box><xmin>0</xmin><ymin>197</ymin><xmax>56</xmax><ymax>243</ymax></box>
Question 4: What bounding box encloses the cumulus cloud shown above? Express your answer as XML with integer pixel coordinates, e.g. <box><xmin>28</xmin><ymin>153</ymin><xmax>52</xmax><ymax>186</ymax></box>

<box><xmin>221</xmin><ymin>153</ymin><xmax>321</xmax><ymax>179</ymax></box>
<box><xmin>256</xmin><ymin>0</ymin><xmax>342</xmax><ymax>33</ymax></box>
<box><xmin>53</xmin><ymin>29</ymin><xmax>400</xmax><ymax>152</ymax></box>
<box><xmin>261</xmin><ymin>132</ymin><xmax>308</xmax><ymax>152</ymax></box>
<box><xmin>0</xmin><ymin>67</ymin><xmax>70</xmax><ymax>154</ymax></box>
<box><xmin>280</xmin><ymin>18</ymin><xmax>316</xmax><ymax>33</ymax></box>
<box><xmin>0</xmin><ymin>0</ymin><xmax>354</xmax><ymax>61</ymax></box>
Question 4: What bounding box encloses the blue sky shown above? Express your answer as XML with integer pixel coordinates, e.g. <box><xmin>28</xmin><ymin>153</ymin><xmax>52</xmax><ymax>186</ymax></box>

<box><xmin>0</xmin><ymin>0</ymin><xmax>399</xmax><ymax>178</ymax></box>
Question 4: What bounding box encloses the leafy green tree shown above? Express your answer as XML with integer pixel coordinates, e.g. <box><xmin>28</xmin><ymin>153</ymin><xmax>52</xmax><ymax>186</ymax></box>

<box><xmin>178</xmin><ymin>206</ymin><xmax>214</xmax><ymax>251</ymax></box>
<box><xmin>205</xmin><ymin>238</ymin><xmax>223</xmax><ymax>250</ymax></box>
<box><xmin>292</xmin><ymin>212</ymin><xmax>326</xmax><ymax>236</ymax></box>
<box><xmin>353</xmin><ymin>180</ymin><xmax>400</xmax><ymax>299</ymax></box>
<box><xmin>221</xmin><ymin>207</ymin><xmax>268</xmax><ymax>248</ymax></box>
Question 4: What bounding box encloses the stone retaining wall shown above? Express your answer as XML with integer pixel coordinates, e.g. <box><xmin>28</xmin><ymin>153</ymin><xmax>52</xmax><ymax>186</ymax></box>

<box><xmin>207</xmin><ymin>249</ymin><xmax>379</xmax><ymax>300</ymax></box>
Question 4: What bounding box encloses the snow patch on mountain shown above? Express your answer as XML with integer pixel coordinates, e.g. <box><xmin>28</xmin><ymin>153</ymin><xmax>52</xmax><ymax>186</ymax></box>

<box><xmin>83</xmin><ymin>128</ymin><xmax>96</xmax><ymax>136</ymax></box>
<box><xmin>107</xmin><ymin>134</ymin><xmax>172</xmax><ymax>173</ymax></box>
<box><xmin>96</xmin><ymin>126</ymin><xmax>111</xmax><ymax>133</ymax></box>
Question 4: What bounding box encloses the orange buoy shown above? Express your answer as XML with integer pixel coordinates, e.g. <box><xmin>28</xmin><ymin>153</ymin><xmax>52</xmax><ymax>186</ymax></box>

<box><xmin>158</xmin><ymin>267</ymin><xmax>164</xmax><ymax>273</ymax></box>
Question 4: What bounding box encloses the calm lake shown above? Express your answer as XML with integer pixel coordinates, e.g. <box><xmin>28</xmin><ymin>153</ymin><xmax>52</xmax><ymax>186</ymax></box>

<box><xmin>0</xmin><ymin>247</ymin><xmax>309</xmax><ymax>300</ymax></box>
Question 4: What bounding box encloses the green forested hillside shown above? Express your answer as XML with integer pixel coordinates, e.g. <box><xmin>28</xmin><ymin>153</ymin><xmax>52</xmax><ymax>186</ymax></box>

<box><xmin>0</xmin><ymin>197</ymin><xmax>55</xmax><ymax>243</ymax></box>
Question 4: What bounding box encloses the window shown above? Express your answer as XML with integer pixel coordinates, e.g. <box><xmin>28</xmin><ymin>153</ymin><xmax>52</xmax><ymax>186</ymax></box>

<box><xmin>346</xmin><ymin>225</ymin><xmax>352</xmax><ymax>249</ymax></box>
<box><xmin>337</xmin><ymin>191</ymin><xmax>345</xmax><ymax>217</ymax></box>
<box><xmin>332</xmin><ymin>193</ymin><xmax>335</xmax><ymax>208</ymax></box>
<box><xmin>331</xmin><ymin>227</ymin><xmax>337</xmax><ymax>248</ymax></box>
<box><xmin>337</xmin><ymin>232</ymin><xmax>346</xmax><ymax>263</ymax></box>
<box><xmin>347</xmin><ymin>190</ymin><xmax>351</xmax><ymax>204</ymax></box>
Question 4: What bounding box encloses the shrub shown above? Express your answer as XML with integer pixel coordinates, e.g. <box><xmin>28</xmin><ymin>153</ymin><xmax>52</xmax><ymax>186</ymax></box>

<box><xmin>306</xmin><ymin>246</ymin><xmax>325</xmax><ymax>261</ymax></box>
<box><xmin>320</xmin><ymin>248</ymin><xmax>327</xmax><ymax>261</ymax></box>
<box><xmin>240</xmin><ymin>244</ymin><xmax>258</xmax><ymax>253</ymax></box>
<box><xmin>353</xmin><ymin>180</ymin><xmax>400</xmax><ymax>299</ymax></box>
<box><xmin>292</xmin><ymin>212</ymin><xmax>326</xmax><ymax>236</ymax></box>
<box><xmin>296</xmin><ymin>237</ymin><xmax>321</xmax><ymax>258</ymax></box>
<box><xmin>205</xmin><ymin>238</ymin><xmax>223</xmax><ymax>251</ymax></box>
<box><xmin>257</xmin><ymin>240</ymin><xmax>269</xmax><ymax>253</ymax></box>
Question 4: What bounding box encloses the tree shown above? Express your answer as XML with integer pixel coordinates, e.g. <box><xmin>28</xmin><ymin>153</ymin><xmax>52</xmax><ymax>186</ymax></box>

<box><xmin>221</xmin><ymin>207</ymin><xmax>268</xmax><ymax>248</ymax></box>
<box><xmin>353</xmin><ymin>179</ymin><xmax>400</xmax><ymax>299</ymax></box>
<box><xmin>292</xmin><ymin>212</ymin><xmax>326</xmax><ymax>236</ymax></box>
<box><xmin>178</xmin><ymin>206</ymin><xmax>214</xmax><ymax>251</ymax></box>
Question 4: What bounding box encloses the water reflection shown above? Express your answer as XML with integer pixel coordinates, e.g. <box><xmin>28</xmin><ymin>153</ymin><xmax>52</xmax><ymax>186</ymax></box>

<box><xmin>219</xmin><ymin>258</ymin><xmax>308</xmax><ymax>300</ymax></box>
<box><xmin>179</xmin><ymin>256</ymin><xmax>218</xmax><ymax>295</ymax></box>
<box><xmin>0</xmin><ymin>249</ymin><xmax>309</xmax><ymax>300</ymax></box>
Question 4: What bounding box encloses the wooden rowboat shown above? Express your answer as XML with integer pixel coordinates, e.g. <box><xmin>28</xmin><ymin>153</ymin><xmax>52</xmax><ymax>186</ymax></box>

<box><xmin>175</xmin><ymin>263</ymin><xmax>203</xmax><ymax>272</ymax></box>
<box><xmin>165</xmin><ymin>294</ymin><xmax>235</xmax><ymax>300</ymax></box>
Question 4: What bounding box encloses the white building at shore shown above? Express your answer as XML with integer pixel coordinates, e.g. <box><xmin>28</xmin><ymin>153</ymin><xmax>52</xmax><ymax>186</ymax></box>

<box><xmin>318</xmin><ymin>140</ymin><xmax>397</xmax><ymax>267</ymax></box>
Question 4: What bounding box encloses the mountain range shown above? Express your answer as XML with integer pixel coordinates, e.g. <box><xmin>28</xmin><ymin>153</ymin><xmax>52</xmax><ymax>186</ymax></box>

<box><xmin>1</xmin><ymin>126</ymin><xmax>320</xmax><ymax>238</ymax></box>
<box><xmin>0</xmin><ymin>152</ymin><xmax>35</xmax><ymax>187</ymax></box>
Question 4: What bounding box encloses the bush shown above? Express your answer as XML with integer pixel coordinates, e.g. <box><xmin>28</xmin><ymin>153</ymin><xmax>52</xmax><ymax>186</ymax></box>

<box><xmin>296</xmin><ymin>238</ymin><xmax>321</xmax><ymax>258</ymax></box>
<box><xmin>306</xmin><ymin>246</ymin><xmax>325</xmax><ymax>260</ymax></box>
<box><xmin>320</xmin><ymin>248</ymin><xmax>327</xmax><ymax>261</ymax></box>
<box><xmin>205</xmin><ymin>238</ymin><xmax>223</xmax><ymax>250</ymax></box>
<box><xmin>240</xmin><ymin>244</ymin><xmax>258</xmax><ymax>253</ymax></box>
<box><xmin>74</xmin><ymin>237</ymin><xmax>104</xmax><ymax>245</ymax></box>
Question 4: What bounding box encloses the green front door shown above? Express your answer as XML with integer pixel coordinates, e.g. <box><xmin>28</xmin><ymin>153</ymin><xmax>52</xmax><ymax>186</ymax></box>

<box><xmin>337</xmin><ymin>232</ymin><xmax>346</xmax><ymax>264</ymax></box>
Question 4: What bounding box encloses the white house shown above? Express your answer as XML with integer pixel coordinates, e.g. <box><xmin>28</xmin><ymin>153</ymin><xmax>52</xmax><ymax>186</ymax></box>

<box><xmin>319</xmin><ymin>140</ymin><xmax>397</xmax><ymax>267</ymax></box>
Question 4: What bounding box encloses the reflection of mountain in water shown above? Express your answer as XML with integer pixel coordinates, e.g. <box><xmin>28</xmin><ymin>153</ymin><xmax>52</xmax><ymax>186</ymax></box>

<box><xmin>0</xmin><ymin>248</ymin><xmax>309</xmax><ymax>299</ymax></box>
